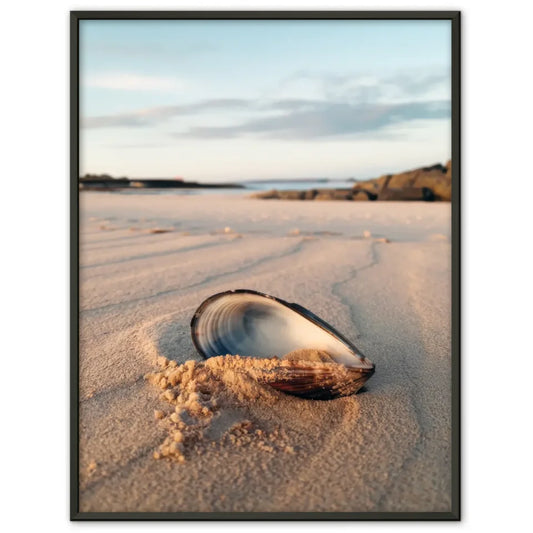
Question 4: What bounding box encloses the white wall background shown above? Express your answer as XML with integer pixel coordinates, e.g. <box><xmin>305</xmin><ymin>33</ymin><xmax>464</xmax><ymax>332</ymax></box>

<box><xmin>1</xmin><ymin>0</ymin><xmax>532</xmax><ymax>531</ymax></box>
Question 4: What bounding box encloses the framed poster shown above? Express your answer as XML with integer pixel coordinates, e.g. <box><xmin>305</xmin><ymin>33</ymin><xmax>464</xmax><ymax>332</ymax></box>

<box><xmin>71</xmin><ymin>10</ymin><xmax>460</xmax><ymax>520</ymax></box>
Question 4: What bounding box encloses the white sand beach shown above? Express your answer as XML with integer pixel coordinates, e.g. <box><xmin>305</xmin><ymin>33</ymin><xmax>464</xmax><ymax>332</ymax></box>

<box><xmin>78</xmin><ymin>192</ymin><xmax>452</xmax><ymax>513</ymax></box>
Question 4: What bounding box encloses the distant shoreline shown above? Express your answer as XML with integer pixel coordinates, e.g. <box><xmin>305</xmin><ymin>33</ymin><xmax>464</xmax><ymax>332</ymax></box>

<box><xmin>79</xmin><ymin>175</ymin><xmax>244</xmax><ymax>191</ymax></box>
<box><xmin>250</xmin><ymin>161</ymin><xmax>452</xmax><ymax>202</ymax></box>
<box><xmin>79</xmin><ymin>161</ymin><xmax>452</xmax><ymax>202</ymax></box>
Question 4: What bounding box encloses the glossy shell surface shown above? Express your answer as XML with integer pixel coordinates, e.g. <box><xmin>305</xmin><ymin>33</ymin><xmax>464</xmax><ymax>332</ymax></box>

<box><xmin>190</xmin><ymin>290</ymin><xmax>375</xmax><ymax>399</ymax></box>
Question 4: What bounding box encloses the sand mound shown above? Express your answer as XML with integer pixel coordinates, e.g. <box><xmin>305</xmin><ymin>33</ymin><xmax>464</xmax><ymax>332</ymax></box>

<box><xmin>145</xmin><ymin>355</ymin><xmax>294</xmax><ymax>462</ymax></box>
<box><xmin>144</xmin><ymin>351</ymin><xmax>359</xmax><ymax>462</ymax></box>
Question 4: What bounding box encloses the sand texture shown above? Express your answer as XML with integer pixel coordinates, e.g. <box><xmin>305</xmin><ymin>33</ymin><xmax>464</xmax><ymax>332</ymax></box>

<box><xmin>79</xmin><ymin>193</ymin><xmax>452</xmax><ymax>513</ymax></box>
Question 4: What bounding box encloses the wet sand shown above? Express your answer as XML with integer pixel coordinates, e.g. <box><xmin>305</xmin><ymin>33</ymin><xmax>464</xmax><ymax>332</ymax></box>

<box><xmin>79</xmin><ymin>192</ymin><xmax>452</xmax><ymax>513</ymax></box>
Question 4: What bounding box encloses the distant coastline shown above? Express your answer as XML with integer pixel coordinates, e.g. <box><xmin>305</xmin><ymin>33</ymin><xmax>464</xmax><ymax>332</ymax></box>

<box><xmin>79</xmin><ymin>161</ymin><xmax>452</xmax><ymax>202</ymax></box>
<box><xmin>251</xmin><ymin>161</ymin><xmax>452</xmax><ymax>202</ymax></box>
<box><xmin>79</xmin><ymin>174</ymin><xmax>244</xmax><ymax>191</ymax></box>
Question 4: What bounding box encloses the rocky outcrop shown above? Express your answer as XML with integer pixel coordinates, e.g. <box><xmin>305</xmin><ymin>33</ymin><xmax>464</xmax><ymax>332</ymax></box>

<box><xmin>315</xmin><ymin>190</ymin><xmax>353</xmax><ymax>201</ymax></box>
<box><xmin>250</xmin><ymin>160</ymin><xmax>452</xmax><ymax>202</ymax></box>
<box><xmin>353</xmin><ymin>191</ymin><xmax>372</xmax><ymax>201</ymax></box>
<box><xmin>251</xmin><ymin>187</ymin><xmax>379</xmax><ymax>202</ymax></box>
<box><xmin>304</xmin><ymin>189</ymin><xmax>318</xmax><ymax>200</ymax></box>
<box><xmin>379</xmin><ymin>184</ymin><xmax>435</xmax><ymax>202</ymax></box>
<box><xmin>352</xmin><ymin>176</ymin><xmax>386</xmax><ymax>196</ymax></box>
<box><xmin>361</xmin><ymin>161</ymin><xmax>452</xmax><ymax>201</ymax></box>
<box><xmin>251</xmin><ymin>189</ymin><xmax>354</xmax><ymax>201</ymax></box>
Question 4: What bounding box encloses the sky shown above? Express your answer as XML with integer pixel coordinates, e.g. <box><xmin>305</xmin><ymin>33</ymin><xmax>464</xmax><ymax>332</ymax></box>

<box><xmin>79</xmin><ymin>19</ymin><xmax>451</xmax><ymax>181</ymax></box>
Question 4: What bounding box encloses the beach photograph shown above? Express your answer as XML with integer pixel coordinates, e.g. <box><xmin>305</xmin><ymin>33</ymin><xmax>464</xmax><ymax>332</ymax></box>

<box><xmin>75</xmin><ymin>13</ymin><xmax>458</xmax><ymax>517</ymax></box>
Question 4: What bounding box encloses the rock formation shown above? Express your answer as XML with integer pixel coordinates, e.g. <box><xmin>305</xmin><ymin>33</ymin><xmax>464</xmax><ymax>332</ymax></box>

<box><xmin>251</xmin><ymin>161</ymin><xmax>452</xmax><ymax>202</ymax></box>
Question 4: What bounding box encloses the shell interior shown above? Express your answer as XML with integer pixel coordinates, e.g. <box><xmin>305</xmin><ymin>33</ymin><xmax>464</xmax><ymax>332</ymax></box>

<box><xmin>191</xmin><ymin>291</ymin><xmax>373</xmax><ymax>371</ymax></box>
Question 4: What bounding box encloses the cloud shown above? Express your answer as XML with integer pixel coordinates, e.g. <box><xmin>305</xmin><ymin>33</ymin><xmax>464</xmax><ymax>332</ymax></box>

<box><xmin>384</xmin><ymin>72</ymin><xmax>450</xmax><ymax>97</ymax></box>
<box><xmin>83</xmin><ymin>97</ymin><xmax>450</xmax><ymax>140</ymax></box>
<box><xmin>85</xmin><ymin>73</ymin><xmax>184</xmax><ymax>91</ymax></box>
<box><xmin>176</xmin><ymin>100</ymin><xmax>450</xmax><ymax>140</ymax></box>
<box><xmin>278</xmin><ymin>70</ymin><xmax>450</xmax><ymax>103</ymax></box>
<box><xmin>82</xmin><ymin>99</ymin><xmax>250</xmax><ymax>128</ymax></box>
<box><xmin>81</xmin><ymin>69</ymin><xmax>451</xmax><ymax>139</ymax></box>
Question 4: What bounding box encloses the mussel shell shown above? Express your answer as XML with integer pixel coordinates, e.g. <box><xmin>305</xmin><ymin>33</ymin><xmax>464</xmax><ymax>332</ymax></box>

<box><xmin>190</xmin><ymin>289</ymin><xmax>375</xmax><ymax>399</ymax></box>
<box><xmin>253</xmin><ymin>363</ymin><xmax>373</xmax><ymax>400</ymax></box>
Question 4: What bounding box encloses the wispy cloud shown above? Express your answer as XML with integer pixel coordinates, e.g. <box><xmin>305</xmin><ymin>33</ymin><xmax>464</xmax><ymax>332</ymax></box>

<box><xmin>82</xmin><ymin>70</ymin><xmax>451</xmax><ymax>140</ymax></box>
<box><xmin>85</xmin><ymin>73</ymin><xmax>184</xmax><ymax>91</ymax></box>
<box><xmin>83</xmin><ymin>98</ymin><xmax>450</xmax><ymax>139</ymax></box>
<box><xmin>176</xmin><ymin>100</ymin><xmax>450</xmax><ymax>140</ymax></box>
<box><xmin>82</xmin><ymin>99</ymin><xmax>250</xmax><ymax>128</ymax></box>
<box><xmin>277</xmin><ymin>70</ymin><xmax>450</xmax><ymax>103</ymax></box>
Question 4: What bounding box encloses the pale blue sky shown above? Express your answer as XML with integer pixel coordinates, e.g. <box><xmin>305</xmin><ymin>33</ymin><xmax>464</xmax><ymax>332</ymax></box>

<box><xmin>80</xmin><ymin>19</ymin><xmax>451</xmax><ymax>181</ymax></box>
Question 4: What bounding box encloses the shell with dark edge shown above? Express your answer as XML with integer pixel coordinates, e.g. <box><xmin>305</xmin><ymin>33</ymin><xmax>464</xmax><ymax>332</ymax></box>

<box><xmin>190</xmin><ymin>290</ymin><xmax>375</xmax><ymax>400</ymax></box>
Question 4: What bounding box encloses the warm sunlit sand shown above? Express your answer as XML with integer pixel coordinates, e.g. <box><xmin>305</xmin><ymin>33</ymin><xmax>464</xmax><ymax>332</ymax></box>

<box><xmin>79</xmin><ymin>192</ymin><xmax>452</xmax><ymax>513</ymax></box>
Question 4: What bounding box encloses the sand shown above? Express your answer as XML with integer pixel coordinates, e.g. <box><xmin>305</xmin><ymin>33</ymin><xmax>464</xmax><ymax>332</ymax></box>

<box><xmin>79</xmin><ymin>192</ymin><xmax>452</xmax><ymax>513</ymax></box>
<box><xmin>143</xmin><ymin>349</ymin><xmax>370</xmax><ymax>462</ymax></box>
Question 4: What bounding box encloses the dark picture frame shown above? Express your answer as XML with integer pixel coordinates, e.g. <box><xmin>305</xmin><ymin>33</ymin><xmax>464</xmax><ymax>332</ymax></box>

<box><xmin>71</xmin><ymin>10</ymin><xmax>460</xmax><ymax>520</ymax></box>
